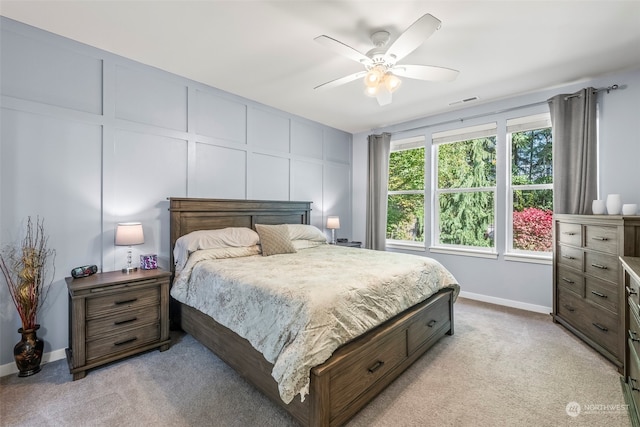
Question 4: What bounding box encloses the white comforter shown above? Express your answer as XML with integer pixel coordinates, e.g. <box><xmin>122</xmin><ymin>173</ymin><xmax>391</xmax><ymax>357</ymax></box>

<box><xmin>170</xmin><ymin>244</ymin><xmax>459</xmax><ymax>404</ymax></box>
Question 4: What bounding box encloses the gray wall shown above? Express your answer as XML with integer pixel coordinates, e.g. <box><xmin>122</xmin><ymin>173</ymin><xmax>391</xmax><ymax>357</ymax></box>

<box><xmin>0</xmin><ymin>18</ymin><xmax>352</xmax><ymax>366</ymax></box>
<box><xmin>353</xmin><ymin>66</ymin><xmax>640</xmax><ymax>312</ymax></box>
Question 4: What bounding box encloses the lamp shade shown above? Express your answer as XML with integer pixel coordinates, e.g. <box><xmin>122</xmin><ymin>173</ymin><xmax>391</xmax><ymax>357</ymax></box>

<box><xmin>115</xmin><ymin>222</ymin><xmax>144</xmax><ymax>246</ymax></box>
<box><xmin>326</xmin><ymin>216</ymin><xmax>340</xmax><ymax>230</ymax></box>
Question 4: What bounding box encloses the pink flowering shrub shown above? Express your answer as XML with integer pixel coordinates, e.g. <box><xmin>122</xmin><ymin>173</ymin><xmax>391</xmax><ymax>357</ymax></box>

<box><xmin>513</xmin><ymin>207</ymin><xmax>553</xmax><ymax>251</ymax></box>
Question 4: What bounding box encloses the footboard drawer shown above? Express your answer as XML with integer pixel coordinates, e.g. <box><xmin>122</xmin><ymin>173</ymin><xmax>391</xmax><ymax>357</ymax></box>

<box><xmin>407</xmin><ymin>293</ymin><xmax>451</xmax><ymax>354</ymax></box>
<box><xmin>329</xmin><ymin>331</ymin><xmax>406</xmax><ymax>416</ymax></box>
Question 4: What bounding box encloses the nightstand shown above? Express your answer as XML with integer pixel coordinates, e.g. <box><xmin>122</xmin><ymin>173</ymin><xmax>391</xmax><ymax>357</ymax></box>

<box><xmin>65</xmin><ymin>268</ymin><xmax>171</xmax><ymax>380</ymax></box>
<box><xmin>336</xmin><ymin>241</ymin><xmax>362</xmax><ymax>248</ymax></box>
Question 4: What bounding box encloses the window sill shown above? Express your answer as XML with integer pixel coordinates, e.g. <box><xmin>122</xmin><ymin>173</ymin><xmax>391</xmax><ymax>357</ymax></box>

<box><xmin>385</xmin><ymin>241</ymin><xmax>426</xmax><ymax>252</ymax></box>
<box><xmin>429</xmin><ymin>246</ymin><xmax>498</xmax><ymax>259</ymax></box>
<box><xmin>504</xmin><ymin>252</ymin><xmax>552</xmax><ymax>265</ymax></box>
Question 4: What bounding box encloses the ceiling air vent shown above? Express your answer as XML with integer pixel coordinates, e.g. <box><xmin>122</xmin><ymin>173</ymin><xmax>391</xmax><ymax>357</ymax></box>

<box><xmin>449</xmin><ymin>96</ymin><xmax>479</xmax><ymax>106</ymax></box>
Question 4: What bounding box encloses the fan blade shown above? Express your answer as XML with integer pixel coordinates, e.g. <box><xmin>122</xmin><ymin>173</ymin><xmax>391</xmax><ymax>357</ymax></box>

<box><xmin>314</xmin><ymin>35</ymin><xmax>371</xmax><ymax>65</ymax></box>
<box><xmin>393</xmin><ymin>64</ymin><xmax>459</xmax><ymax>82</ymax></box>
<box><xmin>376</xmin><ymin>89</ymin><xmax>392</xmax><ymax>106</ymax></box>
<box><xmin>385</xmin><ymin>14</ymin><xmax>441</xmax><ymax>63</ymax></box>
<box><xmin>314</xmin><ymin>71</ymin><xmax>366</xmax><ymax>90</ymax></box>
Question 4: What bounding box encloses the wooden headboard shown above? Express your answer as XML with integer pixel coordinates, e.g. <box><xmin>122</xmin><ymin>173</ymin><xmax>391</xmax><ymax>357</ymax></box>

<box><xmin>168</xmin><ymin>197</ymin><xmax>312</xmax><ymax>273</ymax></box>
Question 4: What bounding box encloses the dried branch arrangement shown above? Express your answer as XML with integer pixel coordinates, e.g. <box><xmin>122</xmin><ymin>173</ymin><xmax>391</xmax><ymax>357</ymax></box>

<box><xmin>0</xmin><ymin>217</ymin><xmax>56</xmax><ymax>330</ymax></box>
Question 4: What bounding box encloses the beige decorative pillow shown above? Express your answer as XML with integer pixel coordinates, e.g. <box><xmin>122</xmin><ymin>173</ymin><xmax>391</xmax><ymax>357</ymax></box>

<box><xmin>255</xmin><ymin>224</ymin><xmax>297</xmax><ymax>256</ymax></box>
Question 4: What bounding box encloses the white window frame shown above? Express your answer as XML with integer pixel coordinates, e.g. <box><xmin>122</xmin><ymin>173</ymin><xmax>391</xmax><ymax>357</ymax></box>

<box><xmin>504</xmin><ymin>113</ymin><xmax>553</xmax><ymax>263</ymax></box>
<box><xmin>431</xmin><ymin>123</ymin><xmax>498</xmax><ymax>257</ymax></box>
<box><xmin>386</xmin><ymin>136</ymin><xmax>426</xmax><ymax>249</ymax></box>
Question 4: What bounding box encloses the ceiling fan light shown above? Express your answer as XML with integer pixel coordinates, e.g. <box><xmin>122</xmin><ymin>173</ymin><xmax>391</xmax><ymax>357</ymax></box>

<box><xmin>364</xmin><ymin>66</ymin><xmax>384</xmax><ymax>87</ymax></box>
<box><xmin>384</xmin><ymin>73</ymin><xmax>402</xmax><ymax>93</ymax></box>
<box><xmin>364</xmin><ymin>85</ymin><xmax>379</xmax><ymax>97</ymax></box>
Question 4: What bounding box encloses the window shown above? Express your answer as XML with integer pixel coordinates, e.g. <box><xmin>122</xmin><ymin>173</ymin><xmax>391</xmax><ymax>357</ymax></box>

<box><xmin>507</xmin><ymin>114</ymin><xmax>553</xmax><ymax>254</ymax></box>
<box><xmin>386</xmin><ymin>137</ymin><xmax>425</xmax><ymax>243</ymax></box>
<box><xmin>433</xmin><ymin>123</ymin><xmax>497</xmax><ymax>250</ymax></box>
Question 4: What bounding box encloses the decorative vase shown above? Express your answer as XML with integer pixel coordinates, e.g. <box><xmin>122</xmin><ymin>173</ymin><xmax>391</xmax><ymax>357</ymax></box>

<box><xmin>606</xmin><ymin>194</ymin><xmax>622</xmax><ymax>215</ymax></box>
<box><xmin>592</xmin><ymin>200</ymin><xmax>606</xmax><ymax>214</ymax></box>
<box><xmin>14</xmin><ymin>325</ymin><xmax>44</xmax><ymax>377</ymax></box>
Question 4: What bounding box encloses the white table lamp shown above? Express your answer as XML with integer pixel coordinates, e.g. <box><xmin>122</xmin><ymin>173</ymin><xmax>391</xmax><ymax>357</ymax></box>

<box><xmin>115</xmin><ymin>222</ymin><xmax>144</xmax><ymax>273</ymax></box>
<box><xmin>326</xmin><ymin>216</ymin><xmax>340</xmax><ymax>245</ymax></box>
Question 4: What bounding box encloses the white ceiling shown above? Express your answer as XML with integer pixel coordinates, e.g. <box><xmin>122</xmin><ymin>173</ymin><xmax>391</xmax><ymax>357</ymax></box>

<box><xmin>2</xmin><ymin>1</ymin><xmax>640</xmax><ymax>134</ymax></box>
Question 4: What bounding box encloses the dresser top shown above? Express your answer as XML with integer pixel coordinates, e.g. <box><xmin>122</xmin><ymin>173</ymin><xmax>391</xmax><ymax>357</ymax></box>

<box><xmin>621</xmin><ymin>257</ymin><xmax>640</xmax><ymax>282</ymax></box>
<box><xmin>65</xmin><ymin>268</ymin><xmax>171</xmax><ymax>292</ymax></box>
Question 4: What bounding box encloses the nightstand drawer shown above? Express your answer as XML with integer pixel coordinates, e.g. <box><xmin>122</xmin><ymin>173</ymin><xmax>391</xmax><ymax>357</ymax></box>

<box><xmin>557</xmin><ymin>222</ymin><xmax>581</xmax><ymax>246</ymax></box>
<box><xmin>585</xmin><ymin>252</ymin><xmax>619</xmax><ymax>283</ymax></box>
<box><xmin>86</xmin><ymin>306</ymin><xmax>160</xmax><ymax>339</ymax></box>
<box><xmin>584</xmin><ymin>225</ymin><xmax>618</xmax><ymax>254</ymax></box>
<box><xmin>557</xmin><ymin>266</ymin><xmax>584</xmax><ymax>297</ymax></box>
<box><xmin>86</xmin><ymin>286</ymin><xmax>160</xmax><ymax>318</ymax></box>
<box><xmin>86</xmin><ymin>323</ymin><xmax>160</xmax><ymax>361</ymax></box>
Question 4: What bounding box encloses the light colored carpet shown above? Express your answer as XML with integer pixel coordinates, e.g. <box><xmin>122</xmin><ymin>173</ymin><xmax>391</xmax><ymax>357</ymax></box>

<box><xmin>0</xmin><ymin>297</ymin><xmax>631</xmax><ymax>426</ymax></box>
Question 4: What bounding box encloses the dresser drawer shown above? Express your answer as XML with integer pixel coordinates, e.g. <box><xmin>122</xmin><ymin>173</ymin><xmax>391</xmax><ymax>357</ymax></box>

<box><xmin>557</xmin><ymin>222</ymin><xmax>581</xmax><ymax>246</ymax></box>
<box><xmin>585</xmin><ymin>252</ymin><xmax>619</xmax><ymax>283</ymax></box>
<box><xmin>556</xmin><ymin>266</ymin><xmax>585</xmax><ymax>297</ymax></box>
<box><xmin>583</xmin><ymin>303</ymin><xmax>619</xmax><ymax>355</ymax></box>
<box><xmin>557</xmin><ymin>286</ymin><xmax>588</xmax><ymax>325</ymax></box>
<box><xmin>557</xmin><ymin>287</ymin><xmax>619</xmax><ymax>355</ymax></box>
<box><xmin>557</xmin><ymin>245</ymin><xmax>583</xmax><ymax>271</ymax></box>
<box><xmin>86</xmin><ymin>286</ymin><xmax>160</xmax><ymax>319</ymax></box>
<box><xmin>584</xmin><ymin>224</ymin><xmax>618</xmax><ymax>254</ymax></box>
<box><xmin>407</xmin><ymin>293</ymin><xmax>451</xmax><ymax>354</ymax></box>
<box><xmin>628</xmin><ymin>342</ymin><xmax>640</xmax><ymax>412</ymax></box>
<box><xmin>585</xmin><ymin>277</ymin><xmax>618</xmax><ymax>314</ymax></box>
<box><xmin>330</xmin><ymin>330</ymin><xmax>406</xmax><ymax>416</ymax></box>
<box><xmin>86</xmin><ymin>305</ymin><xmax>160</xmax><ymax>339</ymax></box>
<box><xmin>629</xmin><ymin>272</ymin><xmax>640</xmax><ymax>318</ymax></box>
<box><xmin>86</xmin><ymin>323</ymin><xmax>160</xmax><ymax>361</ymax></box>
<box><xmin>629</xmin><ymin>308</ymin><xmax>640</xmax><ymax>357</ymax></box>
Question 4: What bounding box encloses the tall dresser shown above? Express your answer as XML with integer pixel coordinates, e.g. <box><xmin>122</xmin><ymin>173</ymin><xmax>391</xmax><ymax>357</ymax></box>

<box><xmin>621</xmin><ymin>256</ymin><xmax>640</xmax><ymax>426</ymax></box>
<box><xmin>553</xmin><ymin>214</ymin><xmax>640</xmax><ymax>372</ymax></box>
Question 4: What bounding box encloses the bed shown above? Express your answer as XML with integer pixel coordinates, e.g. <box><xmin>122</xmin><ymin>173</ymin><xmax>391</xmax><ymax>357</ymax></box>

<box><xmin>168</xmin><ymin>197</ymin><xmax>459</xmax><ymax>426</ymax></box>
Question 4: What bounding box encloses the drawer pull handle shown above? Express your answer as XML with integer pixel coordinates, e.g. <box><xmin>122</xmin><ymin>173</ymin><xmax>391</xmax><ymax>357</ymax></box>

<box><xmin>563</xmin><ymin>304</ymin><xmax>575</xmax><ymax>312</ymax></box>
<box><xmin>114</xmin><ymin>337</ymin><xmax>137</xmax><ymax>346</ymax></box>
<box><xmin>592</xmin><ymin>323</ymin><xmax>608</xmax><ymax>332</ymax></box>
<box><xmin>629</xmin><ymin>330</ymin><xmax>640</xmax><ymax>343</ymax></box>
<box><xmin>114</xmin><ymin>317</ymin><xmax>138</xmax><ymax>326</ymax></box>
<box><xmin>561</xmin><ymin>277</ymin><xmax>575</xmax><ymax>284</ymax></box>
<box><xmin>368</xmin><ymin>360</ymin><xmax>385</xmax><ymax>374</ymax></box>
<box><xmin>592</xmin><ymin>236</ymin><xmax>608</xmax><ymax>241</ymax></box>
<box><xmin>590</xmin><ymin>263</ymin><xmax>607</xmax><ymax>270</ymax></box>
<box><xmin>627</xmin><ymin>286</ymin><xmax>638</xmax><ymax>296</ymax></box>
<box><xmin>562</xmin><ymin>255</ymin><xmax>575</xmax><ymax>260</ymax></box>
<box><xmin>562</xmin><ymin>232</ymin><xmax>576</xmax><ymax>235</ymax></box>
<box><xmin>630</xmin><ymin>377</ymin><xmax>640</xmax><ymax>392</ymax></box>
<box><xmin>427</xmin><ymin>320</ymin><xmax>437</xmax><ymax>328</ymax></box>
<box><xmin>114</xmin><ymin>298</ymin><xmax>138</xmax><ymax>305</ymax></box>
<box><xmin>590</xmin><ymin>291</ymin><xmax>607</xmax><ymax>299</ymax></box>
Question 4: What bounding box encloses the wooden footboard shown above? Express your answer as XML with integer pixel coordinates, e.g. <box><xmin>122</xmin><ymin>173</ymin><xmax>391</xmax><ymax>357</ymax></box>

<box><xmin>178</xmin><ymin>288</ymin><xmax>454</xmax><ymax>427</ymax></box>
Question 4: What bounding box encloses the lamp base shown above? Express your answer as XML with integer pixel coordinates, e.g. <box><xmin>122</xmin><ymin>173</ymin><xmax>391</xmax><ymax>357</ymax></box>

<box><xmin>122</xmin><ymin>266</ymin><xmax>138</xmax><ymax>274</ymax></box>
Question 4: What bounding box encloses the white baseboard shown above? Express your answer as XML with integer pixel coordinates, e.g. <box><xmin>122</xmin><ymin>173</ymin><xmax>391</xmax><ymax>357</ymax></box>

<box><xmin>459</xmin><ymin>291</ymin><xmax>552</xmax><ymax>315</ymax></box>
<box><xmin>0</xmin><ymin>348</ymin><xmax>67</xmax><ymax>378</ymax></box>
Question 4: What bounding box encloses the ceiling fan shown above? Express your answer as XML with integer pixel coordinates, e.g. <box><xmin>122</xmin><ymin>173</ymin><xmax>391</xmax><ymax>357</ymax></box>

<box><xmin>314</xmin><ymin>13</ymin><xmax>459</xmax><ymax>106</ymax></box>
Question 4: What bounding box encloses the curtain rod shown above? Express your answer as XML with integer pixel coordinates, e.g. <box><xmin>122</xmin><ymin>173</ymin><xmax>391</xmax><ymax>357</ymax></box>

<box><xmin>389</xmin><ymin>83</ymin><xmax>621</xmax><ymax>136</ymax></box>
<box><xmin>564</xmin><ymin>84</ymin><xmax>619</xmax><ymax>100</ymax></box>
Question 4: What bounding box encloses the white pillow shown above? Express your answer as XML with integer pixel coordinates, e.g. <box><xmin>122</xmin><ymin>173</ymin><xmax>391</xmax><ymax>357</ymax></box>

<box><xmin>174</xmin><ymin>227</ymin><xmax>259</xmax><ymax>271</ymax></box>
<box><xmin>286</xmin><ymin>224</ymin><xmax>327</xmax><ymax>242</ymax></box>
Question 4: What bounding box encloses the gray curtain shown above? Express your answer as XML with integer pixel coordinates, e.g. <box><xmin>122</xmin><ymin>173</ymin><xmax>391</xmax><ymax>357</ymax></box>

<box><xmin>547</xmin><ymin>87</ymin><xmax>598</xmax><ymax>214</ymax></box>
<box><xmin>366</xmin><ymin>133</ymin><xmax>391</xmax><ymax>250</ymax></box>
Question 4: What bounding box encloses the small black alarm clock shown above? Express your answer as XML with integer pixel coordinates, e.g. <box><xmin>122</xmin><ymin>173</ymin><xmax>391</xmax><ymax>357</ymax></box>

<box><xmin>71</xmin><ymin>265</ymin><xmax>98</xmax><ymax>278</ymax></box>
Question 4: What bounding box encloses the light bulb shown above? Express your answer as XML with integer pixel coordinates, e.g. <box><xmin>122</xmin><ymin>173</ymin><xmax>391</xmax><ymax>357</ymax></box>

<box><xmin>364</xmin><ymin>85</ymin><xmax>379</xmax><ymax>97</ymax></box>
<box><xmin>364</xmin><ymin>65</ymin><xmax>384</xmax><ymax>88</ymax></box>
<box><xmin>384</xmin><ymin>73</ymin><xmax>402</xmax><ymax>93</ymax></box>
